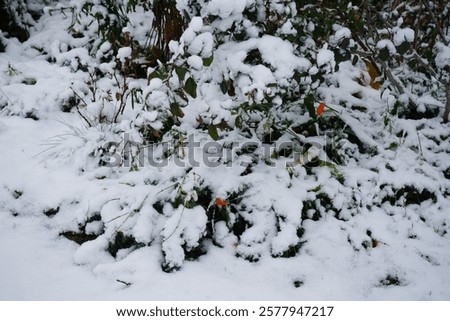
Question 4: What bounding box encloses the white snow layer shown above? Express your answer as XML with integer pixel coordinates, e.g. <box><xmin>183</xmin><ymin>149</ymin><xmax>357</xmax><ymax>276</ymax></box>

<box><xmin>0</xmin><ymin>0</ymin><xmax>450</xmax><ymax>301</ymax></box>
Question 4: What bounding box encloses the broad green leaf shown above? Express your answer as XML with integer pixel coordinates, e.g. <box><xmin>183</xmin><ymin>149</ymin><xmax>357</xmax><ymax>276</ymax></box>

<box><xmin>203</xmin><ymin>56</ymin><xmax>214</xmax><ymax>67</ymax></box>
<box><xmin>208</xmin><ymin>124</ymin><xmax>219</xmax><ymax>141</ymax></box>
<box><xmin>304</xmin><ymin>94</ymin><xmax>316</xmax><ymax>119</ymax></box>
<box><xmin>234</xmin><ymin>115</ymin><xmax>242</xmax><ymax>129</ymax></box>
<box><xmin>378</xmin><ymin>47</ymin><xmax>390</xmax><ymax>61</ymax></box>
<box><xmin>175</xmin><ymin>67</ymin><xmax>188</xmax><ymax>82</ymax></box>
<box><xmin>220</xmin><ymin>80</ymin><xmax>228</xmax><ymax>95</ymax></box>
<box><xmin>396</xmin><ymin>41</ymin><xmax>410</xmax><ymax>55</ymax></box>
<box><xmin>220</xmin><ymin>80</ymin><xmax>228</xmax><ymax>94</ymax></box>
<box><xmin>170</xmin><ymin>102</ymin><xmax>184</xmax><ymax>118</ymax></box>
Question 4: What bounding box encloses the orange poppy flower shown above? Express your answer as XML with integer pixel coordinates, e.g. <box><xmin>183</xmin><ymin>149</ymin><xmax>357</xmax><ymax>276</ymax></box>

<box><xmin>316</xmin><ymin>102</ymin><xmax>325</xmax><ymax>116</ymax></box>
<box><xmin>214</xmin><ymin>197</ymin><xmax>228</xmax><ymax>206</ymax></box>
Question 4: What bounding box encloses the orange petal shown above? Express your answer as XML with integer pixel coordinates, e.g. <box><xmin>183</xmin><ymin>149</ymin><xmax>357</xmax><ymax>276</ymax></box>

<box><xmin>317</xmin><ymin>102</ymin><xmax>325</xmax><ymax>116</ymax></box>
<box><xmin>214</xmin><ymin>198</ymin><xmax>228</xmax><ymax>206</ymax></box>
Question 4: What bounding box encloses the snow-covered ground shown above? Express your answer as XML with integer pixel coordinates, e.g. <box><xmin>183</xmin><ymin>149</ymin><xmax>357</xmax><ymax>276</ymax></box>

<box><xmin>1</xmin><ymin>1</ymin><xmax>450</xmax><ymax>300</ymax></box>
<box><xmin>1</xmin><ymin>116</ymin><xmax>449</xmax><ymax>300</ymax></box>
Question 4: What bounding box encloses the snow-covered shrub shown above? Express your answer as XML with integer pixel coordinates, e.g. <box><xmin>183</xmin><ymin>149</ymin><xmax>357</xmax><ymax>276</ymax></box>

<box><xmin>34</xmin><ymin>0</ymin><xmax>379</xmax><ymax>270</ymax></box>
<box><xmin>0</xmin><ymin>0</ymin><xmax>42</xmax><ymax>42</ymax></box>
<box><xmin>321</xmin><ymin>0</ymin><xmax>450</xmax><ymax>122</ymax></box>
<box><xmin>2</xmin><ymin>0</ymin><xmax>449</xmax><ymax>277</ymax></box>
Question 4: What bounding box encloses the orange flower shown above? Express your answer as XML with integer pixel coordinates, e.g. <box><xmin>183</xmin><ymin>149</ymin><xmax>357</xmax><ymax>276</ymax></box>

<box><xmin>214</xmin><ymin>197</ymin><xmax>228</xmax><ymax>206</ymax></box>
<box><xmin>316</xmin><ymin>101</ymin><xmax>325</xmax><ymax>116</ymax></box>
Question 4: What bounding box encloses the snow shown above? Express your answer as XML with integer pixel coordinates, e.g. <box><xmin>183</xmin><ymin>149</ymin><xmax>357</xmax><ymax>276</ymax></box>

<box><xmin>189</xmin><ymin>17</ymin><xmax>204</xmax><ymax>33</ymax></box>
<box><xmin>1</xmin><ymin>114</ymin><xmax>450</xmax><ymax>300</ymax></box>
<box><xmin>330</xmin><ymin>27</ymin><xmax>351</xmax><ymax>46</ymax></box>
<box><xmin>117</xmin><ymin>47</ymin><xmax>132</xmax><ymax>62</ymax></box>
<box><xmin>393</xmin><ymin>28</ymin><xmax>415</xmax><ymax>46</ymax></box>
<box><xmin>435</xmin><ymin>42</ymin><xmax>450</xmax><ymax>69</ymax></box>
<box><xmin>377</xmin><ymin>39</ymin><xmax>397</xmax><ymax>55</ymax></box>
<box><xmin>206</xmin><ymin>0</ymin><xmax>247</xmax><ymax>19</ymax></box>
<box><xmin>317</xmin><ymin>47</ymin><xmax>335</xmax><ymax>67</ymax></box>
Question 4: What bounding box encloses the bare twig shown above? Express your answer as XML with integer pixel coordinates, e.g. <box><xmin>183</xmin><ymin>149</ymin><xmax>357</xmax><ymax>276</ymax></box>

<box><xmin>116</xmin><ymin>279</ymin><xmax>131</xmax><ymax>287</ymax></box>
<box><xmin>416</xmin><ymin>131</ymin><xmax>424</xmax><ymax>159</ymax></box>
<box><xmin>71</xmin><ymin>88</ymin><xmax>94</xmax><ymax>127</ymax></box>
<box><xmin>113</xmin><ymin>72</ymin><xmax>129</xmax><ymax>123</ymax></box>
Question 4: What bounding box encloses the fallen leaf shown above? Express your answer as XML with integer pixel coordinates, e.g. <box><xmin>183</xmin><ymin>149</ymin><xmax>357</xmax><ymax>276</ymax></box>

<box><xmin>214</xmin><ymin>197</ymin><xmax>228</xmax><ymax>206</ymax></box>
<box><xmin>317</xmin><ymin>101</ymin><xmax>325</xmax><ymax>116</ymax></box>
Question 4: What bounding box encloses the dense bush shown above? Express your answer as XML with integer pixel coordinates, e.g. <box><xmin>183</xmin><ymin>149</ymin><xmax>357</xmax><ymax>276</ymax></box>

<box><xmin>1</xmin><ymin>0</ymin><xmax>449</xmax><ymax>272</ymax></box>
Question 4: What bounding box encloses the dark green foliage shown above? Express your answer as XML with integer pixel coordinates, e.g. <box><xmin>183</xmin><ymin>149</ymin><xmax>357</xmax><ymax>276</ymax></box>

<box><xmin>43</xmin><ymin>206</ymin><xmax>60</xmax><ymax>217</ymax></box>
<box><xmin>244</xmin><ymin>49</ymin><xmax>263</xmax><ymax>65</ymax></box>
<box><xmin>12</xmin><ymin>190</ymin><xmax>23</xmax><ymax>199</ymax></box>
<box><xmin>301</xmin><ymin>192</ymin><xmax>338</xmax><ymax>222</ymax></box>
<box><xmin>379</xmin><ymin>274</ymin><xmax>402</xmax><ymax>287</ymax></box>
<box><xmin>293</xmin><ymin>279</ymin><xmax>304</xmax><ymax>288</ymax></box>
<box><xmin>208</xmin><ymin>124</ymin><xmax>219</xmax><ymax>141</ymax></box>
<box><xmin>162</xmin><ymin>260</ymin><xmax>180</xmax><ymax>273</ymax></box>
<box><xmin>444</xmin><ymin>167</ymin><xmax>450</xmax><ymax>180</ymax></box>
<box><xmin>81</xmin><ymin>0</ymin><xmax>128</xmax><ymax>53</ymax></box>
<box><xmin>153</xmin><ymin>201</ymin><xmax>164</xmax><ymax>214</ymax></box>
<box><xmin>206</xmin><ymin>206</ymin><xmax>230</xmax><ymax>239</ymax></box>
<box><xmin>296</xmin><ymin>227</ymin><xmax>305</xmax><ymax>239</ymax></box>
<box><xmin>276</xmin><ymin>242</ymin><xmax>304</xmax><ymax>258</ymax></box>
<box><xmin>60</xmin><ymin>231</ymin><xmax>98</xmax><ymax>245</ymax></box>
<box><xmin>381</xmin><ymin>185</ymin><xmax>437</xmax><ymax>206</ymax></box>
<box><xmin>236</xmin><ymin>251</ymin><xmax>260</xmax><ymax>263</ymax></box>
<box><xmin>0</xmin><ymin>0</ymin><xmax>29</xmax><ymax>42</ymax></box>
<box><xmin>108</xmin><ymin>231</ymin><xmax>142</xmax><ymax>258</ymax></box>
<box><xmin>184</xmin><ymin>77</ymin><xmax>197</xmax><ymax>98</ymax></box>
<box><xmin>13</xmin><ymin>0</ymin><xmax>448</xmax><ymax>272</ymax></box>
<box><xmin>232</xmin><ymin>215</ymin><xmax>250</xmax><ymax>238</ymax></box>
<box><xmin>397</xmin><ymin>104</ymin><xmax>440</xmax><ymax>120</ymax></box>
<box><xmin>60</xmin><ymin>212</ymin><xmax>103</xmax><ymax>245</ymax></box>
<box><xmin>361</xmin><ymin>240</ymin><xmax>371</xmax><ymax>250</ymax></box>
<box><xmin>183</xmin><ymin>242</ymin><xmax>207</xmax><ymax>261</ymax></box>
<box><xmin>24</xmin><ymin>110</ymin><xmax>39</xmax><ymax>121</ymax></box>
<box><xmin>61</xmin><ymin>95</ymin><xmax>80</xmax><ymax>113</ymax></box>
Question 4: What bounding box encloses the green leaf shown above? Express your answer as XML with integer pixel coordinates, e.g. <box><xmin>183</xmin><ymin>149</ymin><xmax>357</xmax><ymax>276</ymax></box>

<box><xmin>216</xmin><ymin>119</ymin><xmax>229</xmax><ymax>130</ymax></box>
<box><xmin>340</xmin><ymin>38</ymin><xmax>350</xmax><ymax>49</ymax></box>
<box><xmin>378</xmin><ymin>47</ymin><xmax>390</xmax><ymax>61</ymax></box>
<box><xmin>203</xmin><ymin>56</ymin><xmax>214</xmax><ymax>67</ymax></box>
<box><xmin>304</xmin><ymin>94</ymin><xmax>316</xmax><ymax>119</ymax></box>
<box><xmin>227</xmin><ymin>80</ymin><xmax>235</xmax><ymax>96</ymax></box>
<box><xmin>149</xmin><ymin>70</ymin><xmax>162</xmax><ymax>79</ymax></box>
<box><xmin>171</xmin><ymin>90</ymin><xmax>186</xmax><ymax>104</ymax></box>
<box><xmin>220</xmin><ymin>80</ymin><xmax>228</xmax><ymax>94</ymax></box>
<box><xmin>208</xmin><ymin>124</ymin><xmax>219</xmax><ymax>141</ymax></box>
<box><xmin>184</xmin><ymin>77</ymin><xmax>197</xmax><ymax>98</ymax></box>
<box><xmin>396</xmin><ymin>41</ymin><xmax>410</xmax><ymax>55</ymax></box>
<box><xmin>352</xmin><ymin>55</ymin><xmax>359</xmax><ymax>66</ymax></box>
<box><xmin>175</xmin><ymin>67</ymin><xmax>188</xmax><ymax>82</ymax></box>
<box><xmin>170</xmin><ymin>102</ymin><xmax>184</xmax><ymax>118</ymax></box>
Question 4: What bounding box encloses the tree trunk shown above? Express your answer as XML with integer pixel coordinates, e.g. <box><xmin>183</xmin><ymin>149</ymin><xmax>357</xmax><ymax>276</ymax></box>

<box><xmin>150</xmin><ymin>0</ymin><xmax>186</xmax><ymax>63</ymax></box>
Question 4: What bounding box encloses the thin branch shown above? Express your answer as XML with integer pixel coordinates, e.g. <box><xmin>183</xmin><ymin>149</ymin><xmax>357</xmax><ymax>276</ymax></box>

<box><xmin>418</xmin><ymin>0</ymin><xmax>448</xmax><ymax>46</ymax></box>
<box><xmin>116</xmin><ymin>279</ymin><xmax>131</xmax><ymax>287</ymax></box>
<box><xmin>443</xmin><ymin>82</ymin><xmax>450</xmax><ymax>123</ymax></box>
<box><xmin>71</xmin><ymin>89</ymin><xmax>94</xmax><ymax>127</ymax></box>
<box><xmin>406</xmin><ymin>51</ymin><xmax>441</xmax><ymax>83</ymax></box>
